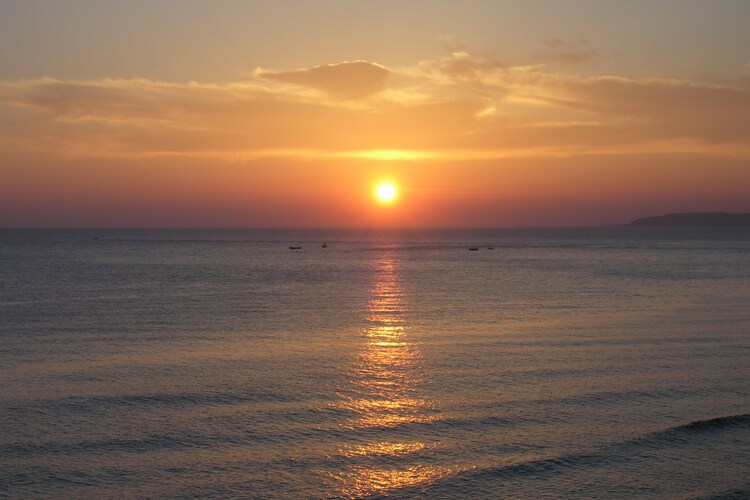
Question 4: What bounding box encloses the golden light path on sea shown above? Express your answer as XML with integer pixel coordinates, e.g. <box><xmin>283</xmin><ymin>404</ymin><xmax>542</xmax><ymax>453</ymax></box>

<box><xmin>328</xmin><ymin>254</ymin><xmax>457</xmax><ymax>497</ymax></box>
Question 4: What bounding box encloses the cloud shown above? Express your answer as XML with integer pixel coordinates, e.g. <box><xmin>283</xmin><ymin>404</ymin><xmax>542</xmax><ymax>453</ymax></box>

<box><xmin>255</xmin><ymin>60</ymin><xmax>390</xmax><ymax>99</ymax></box>
<box><xmin>536</xmin><ymin>38</ymin><xmax>598</xmax><ymax>65</ymax></box>
<box><xmin>538</xmin><ymin>48</ymin><xmax>598</xmax><ymax>65</ymax></box>
<box><xmin>544</xmin><ymin>38</ymin><xmax>575</xmax><ymax>49</ymax></box>
<box><xmin>2</xmin><ymin>52</ymin><xmax>750</xmax><ymax>162</ymax></box>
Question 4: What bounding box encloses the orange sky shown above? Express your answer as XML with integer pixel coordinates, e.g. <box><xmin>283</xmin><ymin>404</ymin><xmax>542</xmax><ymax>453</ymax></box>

<box><xmin>1</xmin><ymin>1</ymin><xmax>749</xmax><ymax>227</ymax></box>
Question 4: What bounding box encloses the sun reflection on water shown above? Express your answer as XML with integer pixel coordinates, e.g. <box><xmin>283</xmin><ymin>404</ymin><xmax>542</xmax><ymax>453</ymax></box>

<box><xmin>330</xmin><ymin>254</ymin><xmax>453</xmax><ymax>497</ymax></box>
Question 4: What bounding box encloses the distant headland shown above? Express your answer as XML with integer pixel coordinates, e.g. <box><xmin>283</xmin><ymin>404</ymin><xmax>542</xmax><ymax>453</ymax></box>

<box><xmin>630</xmin><ymin>212</ymin><xmax>750</xmax><ymax>227</ymax></box>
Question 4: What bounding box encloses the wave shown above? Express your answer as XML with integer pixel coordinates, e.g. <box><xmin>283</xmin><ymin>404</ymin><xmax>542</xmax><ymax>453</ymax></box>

<box><xmin>696</xmin><ymin>486</ymin><xmax>750</xmax><ymax>499</ymax></box>
<box><xmin>387</xmin><ymin>413</ymin><xmax>750</xmax><ymax>497</ymax></box>
<box><xmin>4</xmin><ymin>391</ymin><xmax>298</xmax><ymax>417</ymax></box>
<box><xmin>0</xmin><ymin>406</ymin><xmax>524</xmax><ymax>460</ymax></box>
<box><xmin>657</xmin><ymin>413</ymin><xmax>750</xmax><ymax>436</ymax></box>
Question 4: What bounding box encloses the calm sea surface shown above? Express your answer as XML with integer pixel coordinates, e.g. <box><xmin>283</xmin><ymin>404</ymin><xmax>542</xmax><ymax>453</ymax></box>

<box><xmin>1</xmin><ymin>228</ymin><xmax>749</xmax><ymax>498</ymax></box>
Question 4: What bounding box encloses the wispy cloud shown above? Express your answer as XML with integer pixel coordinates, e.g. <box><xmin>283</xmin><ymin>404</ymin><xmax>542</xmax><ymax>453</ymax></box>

<box><xmin>0</xmin><ymin>75</ymin><xmax>480</xmax><ymax>157</ymax></box>
<box><xmin>413</xmin><ymin>50</ymin><xmax>750</xmax><ymax>146</ymax></box>
<box><xmin>416</xmin><ymin>50</ymin><xmax>515</xmax><ymax>85</ymax></box>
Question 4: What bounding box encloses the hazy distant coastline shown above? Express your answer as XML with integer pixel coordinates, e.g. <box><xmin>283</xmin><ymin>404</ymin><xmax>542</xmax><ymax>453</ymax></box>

<box><xmin>631</xmin><ymin>212</ymin><xmax>750</xmax><ymax>227</ymax></box>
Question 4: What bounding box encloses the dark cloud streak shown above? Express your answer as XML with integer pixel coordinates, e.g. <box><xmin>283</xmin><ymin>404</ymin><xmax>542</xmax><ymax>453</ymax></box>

<box><xmin>255</xmin><ymin>60</ymin><xmax>390</xmax><ymax>99</ymax></box>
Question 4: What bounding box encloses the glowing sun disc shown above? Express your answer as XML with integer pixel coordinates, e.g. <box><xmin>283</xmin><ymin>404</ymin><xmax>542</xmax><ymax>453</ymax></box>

<box><xmin>376</xmin><ymin>183</ymin><xmax>397</xmax><ymax>202</ymax></box>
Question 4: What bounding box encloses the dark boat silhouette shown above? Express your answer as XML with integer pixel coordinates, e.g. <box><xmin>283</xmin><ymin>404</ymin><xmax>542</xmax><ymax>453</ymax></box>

<box><xmin>487</xmin><ymin>247</ymin><xmax>494</xmax><ymax>250</ymax></box>
<box><xmin>469</xmin><ymin>247</ymin><xmax>479</xmax><ymax>251</ymax></box>
<box><xmin>289</xmin><ymin>246</ymin><xmax>302</xmax><ymax>250</ymax></box>
<box><xmin>322</xmin><ymin>242</ymin><xmax>328</xmax><ymax>248</ymax></box>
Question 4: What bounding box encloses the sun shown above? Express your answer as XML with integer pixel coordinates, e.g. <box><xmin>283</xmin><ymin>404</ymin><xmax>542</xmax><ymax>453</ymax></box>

<box><xmin>376</xmin><ymin>183</ymin><xmax>397</xmax><ymax>203</ymax></box>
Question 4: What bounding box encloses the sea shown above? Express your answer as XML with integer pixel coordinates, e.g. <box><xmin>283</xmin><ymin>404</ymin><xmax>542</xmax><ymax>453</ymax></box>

<box><xmin>1</xmin><ymin>227</ymin><xmax>749</xmax><ymax>499</ymax></box>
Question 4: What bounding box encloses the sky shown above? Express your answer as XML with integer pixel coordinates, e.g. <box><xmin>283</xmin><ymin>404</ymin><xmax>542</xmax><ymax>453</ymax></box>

<box><xmin>1</xmin><ymin>0</ymin><xmax>750</xmax><ymax>227</ymax></box>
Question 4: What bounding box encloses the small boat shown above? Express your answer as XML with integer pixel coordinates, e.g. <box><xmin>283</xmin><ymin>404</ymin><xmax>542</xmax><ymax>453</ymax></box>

<box><xmin>289</xmin><ymin>246</ymin><xmax>302</xmax><ymax>250</ymax></box>
<box><xmin>322</xmin><ymin>242</ymin><xmax>328</xmax><ymax>248</ymax></box>
<box><xmin>469</xmin><ymin>247</ymin><xmax>479</xmax><ymax>251</ymax></box>
<box><xmin>487</xmin><ymin>247</ymin><xmax>494</xmax><ymax>250</ymax></box>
